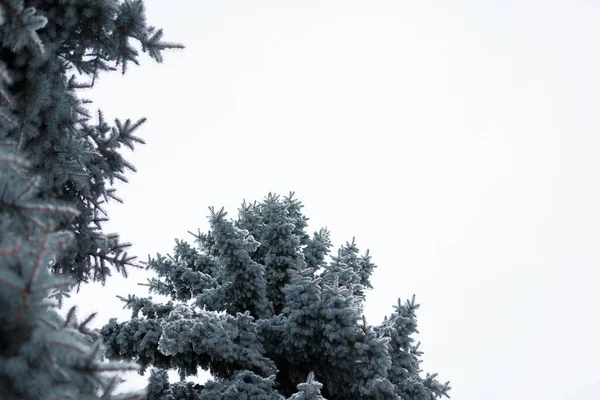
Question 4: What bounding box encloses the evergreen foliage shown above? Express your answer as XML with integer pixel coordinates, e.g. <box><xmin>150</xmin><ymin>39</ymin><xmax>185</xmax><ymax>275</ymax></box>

<box><xmin>0</xmin><ymin>0</ymin><xmax>180</xmax><ymax>398</ymax></box>
<box><xmin>289</xmin><ymin>372</ymin><xmax>326</xmax><ymax>400</ymax></box>
<box><xmin>0</xmin><ymin>150</ymin><xmax>143</xmax><ymax>399</ymax></box>
<box><xmin>0</xmin><ymin>0</ymin><xmax>182</xmax><ymax>288</ymax></box>
<box><xmin>101</xmin><ymin>193</ymin><xmax>451</xmax><ymax>399</ymax></box>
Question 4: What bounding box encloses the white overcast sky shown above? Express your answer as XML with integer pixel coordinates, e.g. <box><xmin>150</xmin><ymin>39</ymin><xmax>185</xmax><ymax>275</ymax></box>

<box><xmin>63</xmin><ymin>1</ymin><xmax>600</xmax><ymax>398</ymax></box>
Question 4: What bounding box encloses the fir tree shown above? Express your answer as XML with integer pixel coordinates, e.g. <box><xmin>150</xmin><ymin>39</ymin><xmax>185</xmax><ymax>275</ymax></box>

<box><xmin>0</xmin><ymin>1</ymin><xmax>180</xmax><ymax>398</ymax></box>
<box><xmin>0</xmin><ymin>0</ymin><xmax>183</xmax><ymax>288</ymax></box>
<box><xmin>101</xmin><ymin>194</ymin><xmax>451</xmax><ymax>399</ymax></box>
<box><xmin>0</xmin><ymin>151</ymin><xmax>143</xmax><ymax>399</ymax></box>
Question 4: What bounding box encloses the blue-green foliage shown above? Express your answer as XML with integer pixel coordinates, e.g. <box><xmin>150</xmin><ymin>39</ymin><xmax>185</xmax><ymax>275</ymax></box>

<box><xmin>352</xmin><ymin>320</ymin><xmax>396</xmax><ymax>399</ymax></box>
<box><xmin>0</xmin><ymin>0</ymin><xmax>182</xmax><ymax>287</ymax></box>
<box><xmin>320</xmin><ymin>237</ymin><xmax>374</xmax><ymax>303</ymax></box>
<box><xmin>145</xmin><ymin>369</ymin><xmax>204</xmax><ymax>400</ymax></box>
<box><xmin>239</xmin><ymin>193</ymin><xmax>303</xmax><ymax>314</ymax></box>
<box><xmin>289</xmin><ymin>372</ymin><xmax>326</xmax><ymax>400</ymax></box>
<box><xmin>375</xmin><ymin>296</ymin><xmax>451</xmax><ymax>400</ymax></box>
<box><xmin>0</xmin><ymin>151</ymin><xmax>142</xmax><ymax>399</ymax></box>
<box><xmin>340</xmin><ymin>237</ymin><xmax>375</xmax><ymax>291</ymax></box>
<box><xmin>303</xmin><ymin>228</ymin><xmax>331</xmax><ymax>272</ymax></box>
<box><xmin>198</xmin><ymin>370</ymin><xmax>283</xmax><ymax>400</ymax></box>
<box><xmin>315</xmin><ymin>275</ymin><xmax>363</xmax><ymax>396</ymax></box>
<box><xmin>282</xmin><ymin>266</ymin><xmax>322</xmax><ymax>363</ymax></box>
<box><xmin>101</xmin><ymin>193</ymin><xmax>451</xmax><ymax>399</ymax></box>
<box><xmin>195</xmin><ymin>206</ymin><xmax>272</xmax><ymax>319</ymax></box>
<box><xmin>0</xmin><ymin>1</ymin><xmax>180</xmax><ymax>398</ymax></box>
<box><xmin>141</xmin><ymin>240</ymin><xmax>218</xmax><ymax>303</ymax></box>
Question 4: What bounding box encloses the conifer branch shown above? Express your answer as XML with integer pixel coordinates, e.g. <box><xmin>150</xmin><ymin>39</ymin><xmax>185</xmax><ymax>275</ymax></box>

<box><xmin>79</xmin><ymin>312</ymin><xmax>97</xmax><ymax>331</ymax></box>
<box><xmin>0</xmin><ymin>86</ymin><xmax>12</xmax><ymax>106</ymax></box>
<box><xmin>64</xmin><ymin>306</ymin><xmax>77</xmax><ymax>327</ymax></box>
<box><xmin>0</xmin><ymin>247</ymin><xmax>21</xmax><ymax>256</ymax></box>
<box><xmin>38</xmin><ymin>315</ymin><xmax>59</xmax><ymax>330</ymax></box>
<box><xmin>3</xmin><ymin>4</ymin><xmax>47</xmax><ymax>56</ymax></box>
<box><xmin>17</xmin><ymin>227</ymin><xmax>51</xmax><ymax>323</ymax></box>
<box><xmin>14</xmin><ymin>176</ymin><xmax>38</xmax><ymax>201</ymax></box>
<box><xmin>0</xmin><ymin>276</ymin><xmax>24</xmax><ymax>291</ymax></box>
<box><xmin>15</xmin><ymin>99</ymin><xmax>28</xmax><ymax>153</ymax></box>
<box><xmin>0</xmin><ymin>108</ymin><xmax>19</xmax><ymax>127</ymax></box>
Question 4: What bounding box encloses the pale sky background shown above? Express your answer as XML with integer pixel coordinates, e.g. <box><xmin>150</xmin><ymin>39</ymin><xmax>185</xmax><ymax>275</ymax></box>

<box><xmin>62</xmin><ymin>1</ymin><xmax>600</xmax><ymax>399</ymax></box>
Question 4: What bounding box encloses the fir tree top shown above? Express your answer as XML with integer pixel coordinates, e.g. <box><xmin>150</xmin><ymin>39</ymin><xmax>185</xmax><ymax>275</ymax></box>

<box><xmin>101</xmin><ymin>193</ymin><xmax>450</xmax><ymax>399</ymax></box>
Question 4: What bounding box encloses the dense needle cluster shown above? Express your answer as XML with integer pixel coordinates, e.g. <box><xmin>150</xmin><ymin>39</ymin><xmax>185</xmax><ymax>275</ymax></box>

<box><xmin>0</xmin><ymin>1</ymin><xmax>180</xmax><ymax>398</ymax></box>
<box><xmin>101</xmin><ymin>193</ymin><xmax>451</xmax><ymax>399</ymax></box>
